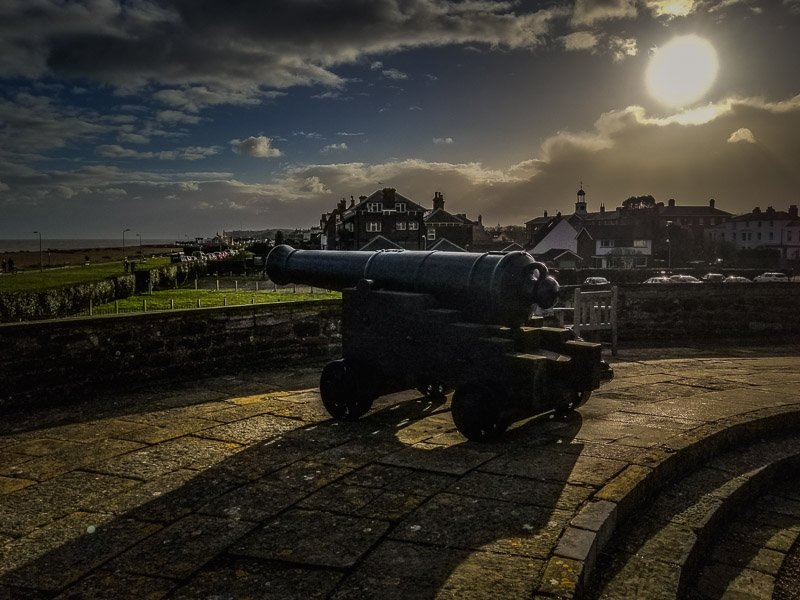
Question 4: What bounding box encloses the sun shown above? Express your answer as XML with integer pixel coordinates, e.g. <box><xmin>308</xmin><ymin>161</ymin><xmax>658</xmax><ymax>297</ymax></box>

<box><xmin>646</xmin><ymin>35</ymin><xmax>719</xmax><ymax>107</ymax></box>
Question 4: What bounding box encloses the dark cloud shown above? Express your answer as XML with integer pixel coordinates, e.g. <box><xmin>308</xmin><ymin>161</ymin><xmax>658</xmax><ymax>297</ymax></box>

<box><xmin>1</xmin><ymin>0</ymin><xmax>561</xmax><ymax>92</ymax></box>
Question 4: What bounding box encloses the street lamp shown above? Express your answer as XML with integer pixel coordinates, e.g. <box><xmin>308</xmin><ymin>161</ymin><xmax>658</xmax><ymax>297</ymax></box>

<box><xmin>136</xmin><ymin>233</ymin><xmax>142</xmax><ymax>257</ymax></box>
<box><xmin>122</xmin><ymin>228</ymin><xmax>131</xmax><ymax>261</ymax></box>
<box><xmin>32</xmin><ymin>231</ymin><xmax>42</xmax><ymax>272</ymax></box>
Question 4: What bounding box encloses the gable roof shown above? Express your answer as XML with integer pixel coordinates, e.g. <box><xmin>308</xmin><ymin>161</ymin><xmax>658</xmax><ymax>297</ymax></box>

<box><xmin>359</xmin><ymin>189</ymin><xmax>427</xmax><ymax>212</ymax></box>
<box><xmin>534</xmin><ymin>248</ymin><xmax>582</xmax><ymax>262</ymax></box>
<box><xmin>425</xmin><ymin>208</ymin><xmax>469</xmax><ymax>225</ymax></box>
<box><xmin>359</xmin><ymin>235</ymin><xmax>403</xmax><ymax>251</ymax></box>
<box><xmin>427</xmin><ymin>238</ymin><xmax>467</xmax><ymax>252</ymax></box>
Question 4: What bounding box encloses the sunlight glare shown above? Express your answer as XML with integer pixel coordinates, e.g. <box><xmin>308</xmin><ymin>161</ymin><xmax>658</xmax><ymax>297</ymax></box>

<box><xmin>646</xmin><ymin>36</ymin><xmax>719</xmax><ymax>107</ymax></box>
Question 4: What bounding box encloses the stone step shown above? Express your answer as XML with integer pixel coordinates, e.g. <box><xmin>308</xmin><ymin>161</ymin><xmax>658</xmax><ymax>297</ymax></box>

<box><xmin>586</xmin><ymin>432</ymin><xmax>800</xmax><ymax>599</ymax></box>
<box><xmin>537</xmin><ymin>404</ymin><xmax>800</xmax><ymax>599</ymax></box>
<box><xmin>685</xmin><ymin>478</ymin><xmax>800</xmax><ymax>599</ymax></box>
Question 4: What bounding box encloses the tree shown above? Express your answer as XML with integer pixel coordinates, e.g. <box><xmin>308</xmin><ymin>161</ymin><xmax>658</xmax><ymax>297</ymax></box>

<box><xmin>621</xmin><ymin>195</ymin><xmax>657</xmax><ymax>211</ymax></box>
<box><xmin>274</xmin><ymin>230</ymin><xmax>285</xmax><ymax>245</ymax></box>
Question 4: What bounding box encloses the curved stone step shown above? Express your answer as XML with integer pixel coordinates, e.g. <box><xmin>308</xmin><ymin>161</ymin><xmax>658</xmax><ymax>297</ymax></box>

<box><xmin>586</xmin><ymin>431</ymin><xmax>800</xmax><ymax>599</ymax></box>
<box><xmin>684</xmin><ymin>478</ymin><xmax>800</xmax><ymax>599</ymax></box>
<box><xmin>538</xmin><ymin>404</ymin><xmax>800</xmax><ymax>599</ymax></box>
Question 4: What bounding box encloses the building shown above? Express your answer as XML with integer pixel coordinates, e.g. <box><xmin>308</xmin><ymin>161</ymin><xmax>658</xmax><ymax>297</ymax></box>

<box><xmin>526</xmin><ymin>187</ymin><xmax>653</xmax><ymax>268</ymax></box>
<box><xmin>706</xmin><ymin>205</ymin><xmax>800</xmax><ymax>262</ymax></box>
<box><xmin>423</xmin><ymin>191</ymin><xmax>479</xmax><ymax>250</ymax></box>
<box><xmin>658</xmin><ymin>198</ymin><xmax>732</xmax><ymax>242</ymax></box>
<box><xmin>321</xmin><ymin>188</ymin><xmax>489</xmax><ymax>251</ymax></box>
<box><xmin>321</xmin><ymin>188</ymin><xmax>427</xmax><ymax>250</ymax></box>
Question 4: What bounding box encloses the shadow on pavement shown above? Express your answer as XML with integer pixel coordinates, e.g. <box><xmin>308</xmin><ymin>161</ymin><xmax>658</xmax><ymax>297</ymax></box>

<box><xmin>0</xmin><ymin>387</ymin><xmax>585</xmax><ymax>600</ymax></box>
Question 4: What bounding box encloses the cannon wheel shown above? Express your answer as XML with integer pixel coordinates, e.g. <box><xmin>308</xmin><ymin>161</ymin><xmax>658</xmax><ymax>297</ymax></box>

<box><xmin>416</xmin><ymin>381</ymin><xmax>451</xmax><ymax>401</ymax></box>
<box><xmin>319</xmin><ymin>359</ymin><xmax>376</xmax><ymax>421</ymax></box>
<box><xmin>552</xmin><ymin>389</ymin><xmax>591</xmax><ymax>414</ymax></box>
<box><xmin>534</xmin><ymin>366</ymin><xmax>591</xmax><ymax>414</ymax></box>
<box><xmin>451</xmin><ymin>382</ymin><xmax>509</xmax><ymax>442</ymax></box>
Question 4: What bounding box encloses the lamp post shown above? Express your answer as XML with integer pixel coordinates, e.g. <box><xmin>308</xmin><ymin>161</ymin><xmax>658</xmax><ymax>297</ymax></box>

<box><xmin>136</xmin><ymin>233</ymin><xmax>142</xmax><ymax>257</ymax></box>
<box><xmin>33</xmin><ymin>231</ymin><xmax>42</xmax><ymax>272</ymax></box>
<box><xmin>122</xmin><ymin>228</ymin><xmax>131</xmax><ymax>261</ymax></box>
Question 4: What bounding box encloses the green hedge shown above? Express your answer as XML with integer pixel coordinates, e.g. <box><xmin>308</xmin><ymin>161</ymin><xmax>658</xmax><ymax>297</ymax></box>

<box><xmin>0</xmin><ymin>275</ymin><xmax>134</xmax><ymax>322</ymax></box>
<box><xmin>0</xmin><ymin>263</ymin><xmax>204</xmax><ymax>322</ymax></box>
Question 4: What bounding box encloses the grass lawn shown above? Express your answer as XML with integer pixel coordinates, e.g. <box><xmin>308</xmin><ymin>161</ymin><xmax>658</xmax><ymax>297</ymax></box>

<box><xmin>0</xmin><ymin>258</ymin><xmax>171</xmax><ymax>292</ymax></box>
<box><xmin>93</xmin><ymin>287</ymin><xmax>340</xmax><ymax>314</ymax></box>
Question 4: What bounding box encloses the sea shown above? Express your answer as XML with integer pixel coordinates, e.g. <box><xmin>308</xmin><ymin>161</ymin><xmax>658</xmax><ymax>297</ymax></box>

<box><xmin>0</xmin><ymin>239</ymin><xmax>178</xmax><ymax>253</ymax></box>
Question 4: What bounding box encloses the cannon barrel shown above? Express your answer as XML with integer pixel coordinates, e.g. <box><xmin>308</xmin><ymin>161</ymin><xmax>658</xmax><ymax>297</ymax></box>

<box><xmin>266</xmin><ymin>245</ymin><xmax>559</xmax><ymax>326</ymax></box>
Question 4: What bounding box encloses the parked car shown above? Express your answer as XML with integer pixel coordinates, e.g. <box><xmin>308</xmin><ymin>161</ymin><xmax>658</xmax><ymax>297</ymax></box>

<box><xmin>583</xmin><ymin>277</ymin><xmax>610</xmax><ymax>286</ymax></box>
<box><xmin>700</xmin><ymin>273</ymin><xmax>724</xmax><ymax>283</ymax></box>
<box><xmin>723</xmin><ymin>276</ymin><xmax>751</xmax><ymax>283</ymax></box>
<box><xmin>753</xmin><ymin>272</ymin><xmax>790</xmax><ymax>283</ymax></box>
<box><xmin>643</xmin><ymin>276</ymin><xmax>670</xmax><ymax>284</ymax></box>
<box><xmin>669</xmin><ymin>274</ymin><xmax>702</xmax><ymax>284</ymax></box>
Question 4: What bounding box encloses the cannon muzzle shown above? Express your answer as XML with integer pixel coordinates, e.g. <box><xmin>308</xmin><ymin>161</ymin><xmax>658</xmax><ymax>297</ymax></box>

<box><xmin>266</xmin><ymin>245</ymin><xmax>559</xmax><ymax>326</ymax></box>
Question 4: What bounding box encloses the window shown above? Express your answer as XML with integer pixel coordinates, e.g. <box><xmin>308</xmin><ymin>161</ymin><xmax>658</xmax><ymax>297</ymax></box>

<box><xmin>396</xmin><ymin>221</ymin><xmax>407</xmax><ymax>231</ymax></box>
<box><xmin>427</xmin><ymin>228</ymin><xmax>436</xmax><ymax>241</ymax></box>
<box><xmin>769</xmin><ymin>232</ymin><xmax>774</xmax><ymax>241</ymax></box>
<box><xmin>409</xmin><ymin>221</ymin><xmax>419</xmax><ymax>230</ymax></box>
<box><xmin>633</xmin><ymin>240</ymin><xmax>647</xmax><ymax>247</ymax></box>
<box><xmin>720</xmin><ymin>232</ymin><xmax>725</xmax><ymax>241</ymax></box>
<box><xmin>757</xmin><ymin>232</ymin><xmax>762</xmax><ymax>241</ymax></box>
<box><xmin>748</xmin><ymin>232</ymin><xmax>752</xmax><ymax>241</ymax></box>
<box><xmin>395</xmin><ymin>203</ymin><xmax>406</xmax><ymax>213</ymax></box>
<box><xmin>789</xmin><ymin>231</ymin><xmax>793</xmax><ymax>241</ymax></box>
<box><xmin>366</xmin><ymin>222</ymin><xmax>381</xmax><ymax>232</ymax></box>
<box><xmin>635</xmin><ymin>256</ymin><xmax>648</xmax><ymax>267</ymax></box>
<box><xmin>600</xmin><ymin>240</ymin><xmax>614</xmax><ymax>248</ymax></box>
<box><xmin>758</xmin><ymin>221</ymin><xmax>762</xmax><ymax>227</ymax></box>
<box><xmin>366</xmin><ymin>203</ymin><xmax>382</xmax><ymax>213</ymax></box>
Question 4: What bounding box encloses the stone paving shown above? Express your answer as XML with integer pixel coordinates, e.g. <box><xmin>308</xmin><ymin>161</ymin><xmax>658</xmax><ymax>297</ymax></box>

<box><xmin>1</xmin><ymin>346</ymin><xmax>799</xmax><ymax>599</ymax></box>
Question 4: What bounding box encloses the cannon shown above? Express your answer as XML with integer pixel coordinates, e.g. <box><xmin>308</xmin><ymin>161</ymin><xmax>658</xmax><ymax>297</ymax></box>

<box><xmin>267</xmin><ymin>244</ymin><xmax>612</xmax><ymax>441</ymax></box>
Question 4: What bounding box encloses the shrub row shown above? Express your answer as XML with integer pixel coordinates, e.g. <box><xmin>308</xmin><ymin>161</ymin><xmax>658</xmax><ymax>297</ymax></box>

<box><xmin>0</xmin><ymin>263</ymin><xmax>203</xmax><ymax>322</ymax></box>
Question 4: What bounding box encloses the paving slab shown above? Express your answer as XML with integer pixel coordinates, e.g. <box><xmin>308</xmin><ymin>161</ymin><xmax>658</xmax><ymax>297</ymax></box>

<box><xmin>0</xmin><ymin>347</ymin><xmax>798</xmax><ymax>598</ymax></box>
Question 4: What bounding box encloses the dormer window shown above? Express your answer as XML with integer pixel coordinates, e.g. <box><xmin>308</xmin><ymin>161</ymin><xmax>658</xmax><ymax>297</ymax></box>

<box><xmin>395</xmin><ymin>203</ymin><xmax>407</xmax><ymax>213</ymax></box>
<box><xmin>367</xmin><ymin>203</ymin><xmax>382</xmax><ymax>213</ymax></box>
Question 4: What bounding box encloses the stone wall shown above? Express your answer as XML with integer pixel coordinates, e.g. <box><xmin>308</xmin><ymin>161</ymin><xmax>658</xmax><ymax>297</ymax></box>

<box><xmin>2</xmin><ymin>286</ymin><xmax>797</xmax><ymax>410</ymax></box>
<box><xmin>615</xmin><ymin>284</ymin><xmax>800</xmax><ymax>343</ymax></box>
<box><xmin>0</xmin><ymin>299</ymin><xmax>341</xmax><ymax>410</ymax></box>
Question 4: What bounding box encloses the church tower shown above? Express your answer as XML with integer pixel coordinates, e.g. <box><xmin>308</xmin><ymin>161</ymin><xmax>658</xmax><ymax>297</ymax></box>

<box><xmin>575</xmin><ymin>184</ymin><xmax>587</xmax><ymax>215</ymax></box>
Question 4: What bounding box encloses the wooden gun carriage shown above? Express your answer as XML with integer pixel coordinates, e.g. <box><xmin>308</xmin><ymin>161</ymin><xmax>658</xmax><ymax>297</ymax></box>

<box><xmin>267</xmin><ymin>245</ymin><xmax>612</xmax><ymax>441</ymax></box>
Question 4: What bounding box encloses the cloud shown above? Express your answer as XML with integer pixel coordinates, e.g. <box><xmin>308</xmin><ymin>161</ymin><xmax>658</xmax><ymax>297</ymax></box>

<box><xmin>156</xmin><ymin>110</ymin><xmax>202</xmax><ymax>124</ymax></box>
<box><xmin>321</xmin><ymin>143</ymin><xmax>348</xmax><ymax>153</ymax></box>
<box><xmin>153</xmin><ymin>86</ymin><xmax>283</xmax><ymax>112</ymax></box>
<box><xmin>311</xmin><ymin>91</ymin><xmax>350</xmax><ymax>100</ymax></box>
<box><xmin>95</xmin><ymin>144</ymin><xmax>221</xmax><ymax>160</ymax></box>
<box><xmin>572</xmin><ymin>0</ymin><xmax>637</xmax><ymax>26</ymax></box>
<box><xmin>337</xmin><ymin>131</ymin><xmax>364</xmax><ymax>136</ymax></box>
<box><xmin>561</xmin><ymin>31</ymin><xmax>599</xmax><ymax>51</ymax></box>
<box><xmin>0</xmin><ymin>181</ymin><xmax>9</xmax><ymax>192</ymax></box>
<box><xmin>433</xmin><ymin>137</ymin><xmax>454</xmax><ymax>144</ymax></box>
<box><xmin>232</xmin><ymin>136</ymin><xmax>282</xmax><ymax>158</ymax></box>
<box><xmin>560</xmin><ymin>32</ymin><xmax>637</xmax><ymax>61</ymax></box>
<box><xmin>645</xmin><ymin>0</ymin><xmax>699</xmax><ymax>17</ymax></box>
<box><xmin>382</xmin><ymin>68</ymin><xmax>408</xmax><ymax>80</ymax></box>
<box><xmin>0</xmin><ymin>1</ymin><xmax>562</xmax><ymax>93</ymax></box>
<box><xmin>0</xmin><ymin>93</ymin><xmax>108</xmax><ymax>153</ymax></box>
<box><xmin>727</xmin><ymin>127</ymin><xmax>756</xmax><ymax>143</ymax></box>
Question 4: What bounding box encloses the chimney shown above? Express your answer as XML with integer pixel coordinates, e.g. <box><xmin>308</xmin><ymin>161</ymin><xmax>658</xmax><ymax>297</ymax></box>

<box><xmin>478</xmin><ymin>214</ymin><xmax>483</xmax><ymax>226</ymax></box>
<box><xmin>753</xmin><ymin>207</ymin><xmax>761</xmax><ymax>214</ymax></box>
<box><xmin>432</xmin><ymin>191</ymin><xmax>445</xmax><ymax>211</ymax></box>
<box><xmin>668</xmin><ymin>198</ymin><xmax>676</xmax><ymax>207</ymax></box>
<box><xmin>790</xmin><ymin>205</ymin><xmax>798</xmax><ymax>218</ymax></box>
<box><xmin>766</xmin><ymin>206</ymin><xmax>775</xmax><ymax>214</ymax></box>
<box><xmin>709</xmin><ymin>198</ymin><xmax>715</xmax><ymax>209</ymax></box>
<box><xmin>382</xmin><ymin>187</ymin><xmax>396</xmax><ymax>202</ymax></box>
<box><xmin>338</xmin><ymin>198</ymin><xmax>347</xmax><ymax>211</ymax></box>
<box><xmin>544</xmin><ymin>210</ymin><xmax>548</xmax><ymax>218</ymax></box>
<box><xmin>600</xmin><ymin>203</ymin><xmax>605</xmax><ymax>214</ymax></box>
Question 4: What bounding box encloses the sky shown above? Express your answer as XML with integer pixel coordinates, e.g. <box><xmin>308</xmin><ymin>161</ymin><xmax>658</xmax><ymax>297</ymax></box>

<box><xmin>0</xmin><ymin>0</ymin><xmax>799</xmax><ymax>239</ymax></box>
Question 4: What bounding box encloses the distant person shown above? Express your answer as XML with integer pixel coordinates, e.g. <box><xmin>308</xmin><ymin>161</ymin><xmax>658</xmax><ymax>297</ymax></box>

<box><xmin>123</xmin><ymin>257</ymin><xmax>129</xmax><ymax>273</ymax></box>
<box><xmin>8</xmin><ymin>258</ymin><xmax>14</xmax><ymax>273</ymax></box>
<box><xmin>1</xmin><ymin>259</ymin><xmax>6</xmax><ymax>273</ymax></box>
